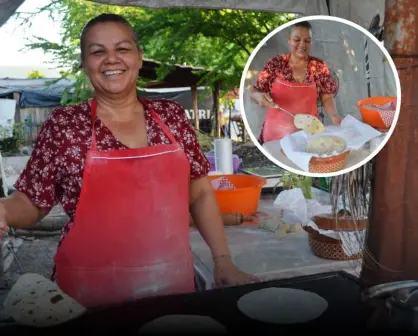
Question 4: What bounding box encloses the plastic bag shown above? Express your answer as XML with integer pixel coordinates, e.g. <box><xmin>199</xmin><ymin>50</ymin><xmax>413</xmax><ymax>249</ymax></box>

<box><xmin>273</xmin><ymin>188</ymin><xmax>332</xmax><ymax>225</ymax></box>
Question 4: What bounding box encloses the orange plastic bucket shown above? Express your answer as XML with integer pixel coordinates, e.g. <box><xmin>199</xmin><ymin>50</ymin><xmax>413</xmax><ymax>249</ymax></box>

<box><xmin>208</xmin><ymin>174</ymin><xmax>266</xmax><ymax>215</ymax></box>
<box><xmin>356</xmin><ymin>96</ymin><xmax>397</xmax><ymax>129</ymax></box>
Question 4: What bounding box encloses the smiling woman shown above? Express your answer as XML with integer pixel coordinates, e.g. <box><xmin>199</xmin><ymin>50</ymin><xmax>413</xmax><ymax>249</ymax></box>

<box><xmin>0</xmin><ymin>13</ymin><xmax>259</xmax><ymax>308</ymax></box>
<box><xmin>80</xmin><ymin>15</ymin><xmax>142</xmax><ymax>99</ymax></box>
<box><xmin>250</xmin><ymin>20</ymin><xmax>343</xmax><ymax>144</ymax></box>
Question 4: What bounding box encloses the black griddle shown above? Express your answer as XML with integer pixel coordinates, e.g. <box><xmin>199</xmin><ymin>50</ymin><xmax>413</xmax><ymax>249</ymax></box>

<box><xmin>1</xmin><ymin>271</ymin><xmax>368</xmax><ymax>335</ymax></box>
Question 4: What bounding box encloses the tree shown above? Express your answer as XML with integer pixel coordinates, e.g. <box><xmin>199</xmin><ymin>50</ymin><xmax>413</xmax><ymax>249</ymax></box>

<box><xmin>17</xmin><ymin>0</ymin><xmax>295</xmax><ymax>104</ymax></box>
<box><xmin>27</xmin><ymin>70</ymin><xmax>46</xmax><ymax>79</ymax></box>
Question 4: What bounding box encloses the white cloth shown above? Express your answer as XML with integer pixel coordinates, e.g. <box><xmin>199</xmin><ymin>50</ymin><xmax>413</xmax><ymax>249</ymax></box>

<box><xmin>279</xmin><ymin>115</ymin><xmax>381</xmax><ymax>172</ymax></box>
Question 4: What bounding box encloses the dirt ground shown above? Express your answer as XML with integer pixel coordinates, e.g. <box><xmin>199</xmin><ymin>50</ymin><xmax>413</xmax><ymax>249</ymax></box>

<box><xmin>0</xmin><ymin>204</ymin><xmax>66</xmax><ymax>306</ymax></box>
<box><xmin>0</xmin><ymin>235</ymin><xmax>60</xmax><ymax>305</ymax></box>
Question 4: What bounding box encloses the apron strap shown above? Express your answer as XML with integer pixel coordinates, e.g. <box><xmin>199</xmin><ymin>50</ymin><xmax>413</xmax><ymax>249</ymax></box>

<box><xmin>138</xmin><ymin>97</ymin><xmax>178</xmax><ymax>144</ymax></box>
<box><xmin>89</xmin><ymin>97</ymin><xmax>178</xmax><ymax>150</ymax></box>
<box><xmin>90</xmin><ymin>98</ymin><xmax>98</xmax><ymax>151</ymax></box>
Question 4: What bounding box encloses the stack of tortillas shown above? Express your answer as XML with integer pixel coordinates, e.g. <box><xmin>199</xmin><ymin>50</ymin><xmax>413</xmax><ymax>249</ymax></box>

<box><xmin>237</xmin><ymin>287</ymin><xmax>328</xmax><ymax>324</ymax></box>
<box><xmin>294</xmin><ymin>114</ymin><xmax>325</xmax><ymax>135</ymax></box>
<box><xmin>305</xmin><ymin>135</ymin><xmax>346</xmax><ymax>156</ymax></box>
<box><xmin>1</xmin><ymin>273</ymin><xmax>86</xmax><ymax>327</ymax></box>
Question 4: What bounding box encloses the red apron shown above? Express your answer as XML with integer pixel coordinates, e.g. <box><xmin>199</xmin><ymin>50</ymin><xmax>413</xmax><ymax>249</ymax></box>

<box><xmin>262</xmin><ymin>76</ymin><xmax>318</xmax><ymax>142</ymax></box>
<box><xmin>54</xmin><ymin>97</ymin><xmax>195</xmax><ymax>308</ymax></box>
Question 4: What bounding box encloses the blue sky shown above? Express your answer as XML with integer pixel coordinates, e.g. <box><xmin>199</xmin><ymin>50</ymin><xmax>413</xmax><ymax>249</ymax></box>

<box><xmin>0</xmin><ymin>0</ymin><xmax>61</xmax><ymax>70</ymax></box>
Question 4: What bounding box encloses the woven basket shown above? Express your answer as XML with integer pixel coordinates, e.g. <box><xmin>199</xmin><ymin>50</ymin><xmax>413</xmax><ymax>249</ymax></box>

<box><xmin>281</xmin><ymin>149</ymin><xmax>350</xmax><ymax>173</ymax></box>
<box><xmin>312</xmin><ymin>214</ymin><xmax>368</xmax><ymax>231</ymax></box>
<box><xmin>304</xmin><ymin>226</ymin><xmax>363</xmax><ymax>261</ymax></box>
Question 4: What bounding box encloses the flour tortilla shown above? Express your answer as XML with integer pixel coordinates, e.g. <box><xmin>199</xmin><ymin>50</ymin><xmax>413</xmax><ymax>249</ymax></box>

<box><xmin>139</xmin><ymin>315</ymin><xmax>228</xmax><ymax>335</ymax></box>
<box><xmin>1</xmin><ymin>273</ymin><xmax>86</xmax><ymax>327</ymax></box>
<box><xmin>305</xmin><ymin>135</ymin><xmax>346</xmax><ymax>155</ymax></box>
<box><xmin>294</xmin><ymin>114</ymin><xmax>325</xmax><ymax>135</ymax></box>
<box><xmin>237</xmin><ymin>288</ymin><xmax>328</xmax><ymax>324</ymax></box>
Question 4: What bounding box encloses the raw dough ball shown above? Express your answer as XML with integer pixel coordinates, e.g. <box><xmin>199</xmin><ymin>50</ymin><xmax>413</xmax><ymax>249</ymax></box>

<box><xmin>237</xmin><ymin>287</ymin><xmax>328</xmax><ymax>324</ymax></box>
<box><xmin>305</xmin><ymin>136</ymin><xmax>346</xmax><ymax>155</ymax></box>
<box><xmin>138</xmin><ymin>315</ymin><xmax>228</xmax><ymax>335</ymax></box>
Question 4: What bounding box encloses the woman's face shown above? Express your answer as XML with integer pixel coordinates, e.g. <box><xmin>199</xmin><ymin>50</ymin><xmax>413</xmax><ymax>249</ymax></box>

<box><xmin>82</xmin><ymin>22</ymin><xmax>142</xmax><ymax>96</ymax></box>
<box><xmin>288</xmin><ymin>27</ymin><xmax>312</xmax><ymax>59</ymax></box>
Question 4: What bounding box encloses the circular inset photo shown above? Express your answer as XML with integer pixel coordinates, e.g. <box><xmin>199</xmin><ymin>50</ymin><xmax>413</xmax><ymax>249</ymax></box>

<box><xmin>240</xmin><ymin>15</ymin><xmax>400</xmax><ymax>177</ymax></box>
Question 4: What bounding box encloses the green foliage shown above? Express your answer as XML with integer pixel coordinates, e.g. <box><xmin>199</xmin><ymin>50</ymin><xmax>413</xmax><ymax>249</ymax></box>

<box><xmin>135</xmin><ymin>8</ymin><xmax>295</xmax><ymax>89</ymax></box>
<box><xmin>220</xmin><ymin>96</ymin><xmax>236</xmax><ymax>111</ymax></box>
<box><xmin>19</xmin><ymin>0</ymin><xmax>295</xmax><ymax>105</ymax></box>
<box><xmin>27</xmin><ymin>70</ymin><xmax>46</xmax><ymax>79</ymax></box>
<box><xmin>280</xmin><ymin>173</ymin><xmax>313</xmax><ymax>199</ymax></box>
<box><xmin>0</xmin><ymin>123</ymin><xmax>25</xmax><ymax>154</ymax></box>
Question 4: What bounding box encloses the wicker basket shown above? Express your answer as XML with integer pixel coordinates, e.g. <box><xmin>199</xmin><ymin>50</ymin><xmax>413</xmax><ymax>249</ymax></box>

<box><xmin>304</xmin><ymin>226</ymin><xmax>363</xmax><ymax>261</ymax></box>
<box><xmin>312</xmin><ymin>214</ymin><xmax>368</xmax><ymax>231</ymax></box>
<box><xmin>304</xmin><ymin>214</ymin><xmax>366</xmax><ymax>260</ymax></box>
<box><xmin>281</xmin><ymin>149</ymin><xmax>350</xmax><ymax>173</ymax></box>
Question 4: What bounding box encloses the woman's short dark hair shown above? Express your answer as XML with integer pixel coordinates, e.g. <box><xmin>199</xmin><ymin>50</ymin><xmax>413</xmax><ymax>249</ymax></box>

<box><xmin>80</xmin><ymin>13</ymin><xmax>139</xmax><ymax>62</ymax></box>
<box><xmin>289</xmin><ymin>21</ymin><xmax>312</xmax><ymax>34</ymax></box>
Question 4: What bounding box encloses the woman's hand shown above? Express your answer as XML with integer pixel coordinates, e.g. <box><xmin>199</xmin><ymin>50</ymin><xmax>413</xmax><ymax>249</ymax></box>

<box><xmin>0</xmin><ymin>203</ymin><xmax>8</xmax><ymax>240</ymax></box>
<box><xmin>213</xmin><ymin>256</ymin><xmax>260</xmax><ymax>288</ymax></box>
<box><xmin>331</xmin><ymin>114</ymin><xmax>343</xmax><ymax>125</ymax></box>
<box><xmin>250</xmin><ymin>91</ymin><xmax>277</xmax><ymax>109</ymax></box>
<box><xmin>321</xmin><ymin>94</ymin><xmax>343</xmax><ymax>126</ymax></box>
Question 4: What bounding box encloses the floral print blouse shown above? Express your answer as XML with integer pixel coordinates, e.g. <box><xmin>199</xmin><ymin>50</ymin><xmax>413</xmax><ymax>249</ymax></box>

<box><xmin>253</xmin><ymin>54</ymin><xmax>338</xmax><ymax>143</ymax></box>
<box><xmin>14</xmin><ymin>98</ymin><xmax>210</xmax><ymax>280</ymax></box>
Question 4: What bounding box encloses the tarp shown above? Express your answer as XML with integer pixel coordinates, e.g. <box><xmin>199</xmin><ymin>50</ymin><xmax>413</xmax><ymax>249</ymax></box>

<box><xmin>88</xmin><ymin>0</ymin><xmax>329</xmax><ymax>15</ymax></box>
<box><xmin>243</xmin><ymin>19</ymin><xmax>396</xmax><ymax>138</ymax></box>
<box><xmin>87</xmin><ymin>0</ymin><xmax>385</xmax><ymax>29</ymax></box>
<box><xmin>1</xmin><ymin>0</ymin><xmax>386</xmax><ymax>31</ymax></box>
<box><xmin>0</xmin><ymin>78</ymin><xmax>75</xmax><ymax>107</ymax></box>
<box><xmin>0</xmin><ymin>78</ymin><xmax>220</xmax><ymax>133</ymax></box>
<box><xmin>0</xmin><ymin>0</ymin><xmax>24</xmax><ymax>28</ymax></box>
<box><xmin>0</xmin><ymin>78</ymin><xmax>216</xmax><ymax>115</ymax></box>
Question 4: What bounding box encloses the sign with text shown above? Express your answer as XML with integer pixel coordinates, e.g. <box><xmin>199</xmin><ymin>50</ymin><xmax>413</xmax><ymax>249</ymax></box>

<box><xmin>139</xmin><ymin>89</ymin><xmax>213</xmax><ymax>120</ymax></box>
<box><xmin>139</xmin><ymin>88</ymin><xmax>215</xmax><ymax>133</ymax></box>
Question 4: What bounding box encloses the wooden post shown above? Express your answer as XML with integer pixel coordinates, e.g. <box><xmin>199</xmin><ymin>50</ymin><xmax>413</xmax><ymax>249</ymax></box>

<box><xmin>13</xmin><ymin>92</ymin><xmax>20</xmax><ymax>123</ymax></box>
<box><xmin>360</xmin><ymin>0</ymin><xmax>418</xmax><ymax>287</ymax></box>
<box><xmin>228</xmin><ymin>105</ymin><xmax>232</xmax><ymax>138</ymax></box>
<box><xmin>191</xmin><ymin>85</ymin><xmax>199</xmax><ymax>131</ymax></box>
<box><xmin>212</xmin><ymin>81</ymin><xmax>220</xmax><ymax>137</ymax></box>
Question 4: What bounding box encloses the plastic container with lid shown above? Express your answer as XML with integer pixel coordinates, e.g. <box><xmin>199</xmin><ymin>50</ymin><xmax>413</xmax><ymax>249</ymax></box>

<box><xmin>205</xmin><ymin>152</ymin><xmax>242</xmax><ymax>174</ymax></box>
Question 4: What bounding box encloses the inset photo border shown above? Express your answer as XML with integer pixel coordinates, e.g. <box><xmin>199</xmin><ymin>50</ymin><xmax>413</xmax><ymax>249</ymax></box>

<box><xmin>239</xmin><ymin>15</ymin><xmax>401</xmax><ymax>178</ymax></box>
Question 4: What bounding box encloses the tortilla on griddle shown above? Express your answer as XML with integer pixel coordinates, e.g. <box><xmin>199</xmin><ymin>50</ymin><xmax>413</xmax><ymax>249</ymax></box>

<box><xmin>1</xmin><ymin>273</ymin><xmax>86</xmax><ymax>327</ymax></box>
<box><xmin>237</xmin><ymin>287</ymin><xmax>328</xmax><ymax>324</ymax></box>
<box><xmin>138</xmin><ymin>315</ymin><xmax>228</xmax><ymax>335</ymax></box>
